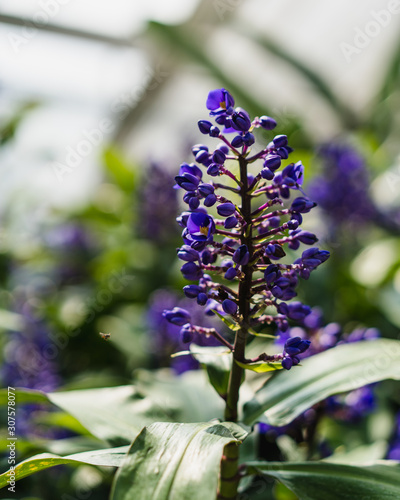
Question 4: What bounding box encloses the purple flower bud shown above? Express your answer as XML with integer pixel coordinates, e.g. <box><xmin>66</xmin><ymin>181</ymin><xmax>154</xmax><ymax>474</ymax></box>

<box><xmin>217</xmin><ymin>143</ymin><xmax>229</xmax><ymax>154</ymax></box>
<box><xmin>260</xmin><ymin>116</ymin><xmax>277</xmax><ymax>130</ymax></box>
<box><xmin>204</xmin><ymin>194</ymin><xmax>217</xmax><ymax>207</ymax></box>
<box><xmin>175</xmin><ymin>173</ymin><xmax>200</xmax><ymax>191</ymax></box>
<box><xmin>296</xmin><ymin>231</ymin><xmax>318</xmax><ymax>245</ymax></box>
<box><xmin>183</xmin><ymin>191</ymin><xmax>197</xmax><ymax>204</ymax></box>
<box><xmin>286</xmin><ymin>302</ymin><xmax>311</xmax><ymax>321</ymax></box>
<box><xmin>232</xmin><ymin>244</ymin><xmax>250</xmax><ymax>266</ymax></box>
<box><xmin>276</xmin><ymin>147</ymin><xmax>290</xmax><ymax>159</ymax></box>
<box><xmin>288</xmin><ymin>239</ymin><xmax>300</xmax><ymax>251</ymax></box>
<box><xmin>207</xmin><ymin>163</ymin><xmax>220</xmax><ymax>176</ymax></box>
<box><xmin>282</xmin><ymin>357</ymin><xmax>293</xmax><ymax>370</ymax></box>
<box><xmin>180</xmin><ymin>262</ymin><xmax>203</xmax><ymax>281</ymax></box>
<box><xmin>291</xmin><ymin>197</ymin><xmax>316</xmax><ymax>214</ymax></box>
<box><xmin>196</xmin><ymin>150</ymin><xmax>210</xmax><ymax>164</ymax></box>
<box><xmin>178</xmin><ymin>163</ymin><xmax>203</xmax><ymax>180</ymax></box>
<box><xmin>163</xmin><ymin>307</ymin><xmax>191</xmax><ymax>326</ymax></box>
<box><xmin>224</xmin><ymin>267</ymin><xmax>238</xmax><ymax>280</ymax></box>
<box><xmin>231</xmin><ymin>108</ymin><xmax>251</xmax><ymax>132</ymax></box>
<box><xmin>180</xmin><ymin>323</ymin><xmax>193</xmax><ymax>343</ymax></box>
<box><xmin>210</xmin><ymin>126</ymin><xmax>220</xmax><ymax>137</ymax></box>
<box><xmin>183</xmin><ymin>284</ymin><xmax>202</xmax><ymax>298</ymax></box>
<box><xmin>188</xmin><ymin>197</ymin><xmax>200</xmax><ymax>210</ymax></box>
<box><xmin>273</xmin><ymin>135</ymin><xmax>288</xmax><ymax>148</ymax></box>
<box><xmin>265</xmin><ymin>244</ymin><xmax>286</xmax><ymax>260</ymax></box>
<box><xmin>224</xmin><ymin>216</ymin><xmax>238</xmax><ymax>229</ymax></box>
<box><xmin>264</xmin><ymin>155</ymin><xmax>281</xmax><ymax>171</ymax></box>
<box><xmin>275</xmin><ymin>277</ymin><xmax>291</xmax><ymax>289</ymax></box>
<box><xmin>277</xmin><ymin>302</ymin><xmax>289</xmax><ymax>315</ymax></box>
<box><xmin>287</xmin><ymin>219</ymin><xmax>299</xmax><ymax>230</ymax></box>
<box><xmin>197</xmin><ymin>293</ymin><xmax>208</xmax><ymax>305</ymax></box>
<box><xmin>281</xmin><ymin>161</ymin><xmax>304</xmax><ymax>186</ymax></box>
<box><xmin>201</xmin><ymin>249</ymin><xmax>214</xmax><ymax>265</ymax></box>
<box><xmin>198</xmin><ymin>120</ymin><xmax>212</xmax><ymax>134</ymax></box>
<box><xmin>192</xmin><ymin>144</ymin><xmax>208</xmax><ymax>156</ymax></box>
<box><xmin>198</xmin><ymin>183</ymin><xmax>214</xmax><ymax>197</ymax></box>
<box><xmin>261</xmin><ymin>168</ymin><xmax>274</xmax><ymax>180</ymax></box>
<box><xmin>243</xmin><ymin>132</ymin><xmax>255</xmax><ymax>146</ymax></box>
<box><xmin>212</xmin><ymin>150</ymin><xmax>226</xmax><ymax>164</ymax></box>
<box><xmin>222</xmin><ymin>299</ymin><xmax>238</xmax><ymax>315</ymax></box>
<box><xmin>284</xmin><ymin>337</ymin><xmax>311</xmax><ymax>355</ymax></box>
<box><xmin>271</xmin><ymin>285</ymin><xmax>283</xmax><ymax>298</ymax></box>
<box><xmin>177</xmin><ymin>245</ymin><xmax>199</xmax><ymax>262</ymax></box>
<box><xmin>217</xmin><ymin>202</ymin><xmax>236</xmax><ymax>217</ymax></box>
<box><xmin>231</xmin><ymin>135</ymin><xmax>244</xmax><ymax>148</ymax></box>
<box><xmin>291</xmin><ymin>212</ymin><xmax>303</xmax><ymax>225</ymax></box>
<box><xmin>264</xmin><ymin>264</ymin><xmax>280</xmax><ymax>284</ymax></box>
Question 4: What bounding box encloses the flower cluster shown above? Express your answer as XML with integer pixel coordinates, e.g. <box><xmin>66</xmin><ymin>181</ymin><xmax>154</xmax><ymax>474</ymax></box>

<box><xmin>1</xmin><ymin>296</ymin><xmax>61</xmax><ymax>436</ymax></box>
<box><xmin>308</xmin><ymin>142</ymin><xmax>376</xmax><ymax>232</ymax></box>
<box><xmin>275</xmin><ymin>309</ymin><xmax>380</xmax><ymax>420</ymax></box>
<box><xmin>257</xmin><ymin>316</ymin><xmax>381</xmax><ymax>459</ymax></box>
<box><xmin>148</xmin><ymin>289</ymin><xmax>222</xmax><ymax>374</ymax></box>
<box><xmin>163</xmin><ymin>88</ymin><xmax>330</xmax><ymax>370</ymax></box>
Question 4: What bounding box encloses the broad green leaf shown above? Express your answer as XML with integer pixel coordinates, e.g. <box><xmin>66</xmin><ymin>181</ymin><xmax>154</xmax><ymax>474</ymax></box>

<box><xmin>190</xmin><ymin>345</ymin><xmax>232</xmax><ymax>398</ymax></box>
<box><xmin>246</xmin><ymin>460</ymin><xmax>400</xmax><ymax>500</ymax></box>
<box><xmin>0</xmin><ymin>446</ymin><xmax>128</xmax><ymax>489</ymax></box>
<box><xmin>134</xmin><ymin>369</ymin><xmax>225</xmax><ymax>423</ymax></box>
<box><xmin>48</xmin><ymin>385</ymin><xmax>175</xmax><ymax>446</ymax></box>
<box><xmin>243</xmin><ymin>339</ymin><xmax>400</xmax><ymax>426</ymax></box>
<box><xmin>236</xmin><ymin>360</ymin><xmax>283</xmax><ymax>373</ymax></box>
<box><xmin>1</xmin><ymin>371</ymin><xmax>225</xmax><ymax>449</ymax></box>
<box><xmin>111</xmin><ymin>421</ymin><xmax>247</xmax><ymax>500</ymax></box>
<box><xmin>0</xmin><ymin>388</ymin><xmax>48</xmax><ymax>406</ymax></box>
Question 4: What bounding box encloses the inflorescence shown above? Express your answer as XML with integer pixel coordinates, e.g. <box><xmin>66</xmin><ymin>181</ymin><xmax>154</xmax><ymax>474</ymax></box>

<box><xmin>163</xmin><ymin>88</ymin><xmax>330</xmax><ymax>370</ymax></box>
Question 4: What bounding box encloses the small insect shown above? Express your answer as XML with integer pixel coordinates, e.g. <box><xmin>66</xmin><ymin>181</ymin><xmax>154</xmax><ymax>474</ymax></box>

<box><xmin>99</xmin><ymin>332</ymin><xmax>111</xmax><ymax>341</ymax></box>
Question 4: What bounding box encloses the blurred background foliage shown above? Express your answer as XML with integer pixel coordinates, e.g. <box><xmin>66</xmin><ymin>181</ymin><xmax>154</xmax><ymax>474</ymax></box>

<box><xmin>1</xmin><ymin>0</ymin><xmax>400</xmax><ymax>498</ymax></box>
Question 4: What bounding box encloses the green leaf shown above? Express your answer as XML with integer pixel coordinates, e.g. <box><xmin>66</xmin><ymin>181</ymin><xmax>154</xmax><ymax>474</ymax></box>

<box><xmin>111</xmin><ymin>421</ymin><xmax>246</xmax><ymax>500</ymax></box>
<box><xmin>134</xmin><ymin>370</ymin><xmax>225</xmax><ymax>424</ymax></box>
<box><xmin>236</xmin><ymin>360</ymin><xmax>283</xmax><ymax>373</ymax></box>
<box><xmin>0</xmin><ymin>446</ymin><xmax>128</xmax><ymax>489</ymax></box>
<box><xmin>212</xmin><ymin>310</ymin><xmax>241</xmax><ymax>331</ymax></box>
<box><xmin>0</xmin><ymin>388</ymin><xmax>48</xmax><ymax>406</ymax></box>
<box><xmin>243</xmin><ymin>339</ymin><xmax>400</xmax><ymax>426</ymax></box>
<box><xmin>48</xmin><ymin>385</ymin><xmax>175</xmax><ymax>446</ymax></box>
<box><xmin>1</xmin><ymin>371</ymin><xmax>224</xmax><ymax>449</ymax></box>
<box><xmin>190</xmin><ymin>345</ymin><xmax>232</xmax><ymax>398</ymax></box>
<box><xmin>246</xmin><ymin>460</ymin><xmax>400</xmax><ymax>500</ymax></box>
<box><xmin>247</xmin><ymin>328</ymin><xmax>276</xmax><ymax>339</ymax></box>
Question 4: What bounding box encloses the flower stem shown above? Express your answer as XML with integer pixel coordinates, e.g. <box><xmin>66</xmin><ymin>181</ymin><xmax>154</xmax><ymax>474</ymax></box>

<box><xmin>224</xmin><ymin>155</ymin><xmax>253</xmax><ymax>423</ymax></box>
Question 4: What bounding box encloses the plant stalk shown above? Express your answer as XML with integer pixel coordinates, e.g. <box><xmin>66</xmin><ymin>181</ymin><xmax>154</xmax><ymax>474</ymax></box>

<box><xmin>224</xmin><ymin>155</ymin><xmax>253</xmax><ymax>422</ymax></box>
